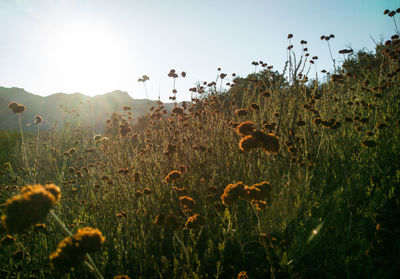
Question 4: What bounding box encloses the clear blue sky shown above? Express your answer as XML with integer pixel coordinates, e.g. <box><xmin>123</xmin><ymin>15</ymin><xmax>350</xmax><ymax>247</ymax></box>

<box><xmin>0</xmin><ymin>0</ymin><xmax>398</xmax><ymax>101</ymax></box>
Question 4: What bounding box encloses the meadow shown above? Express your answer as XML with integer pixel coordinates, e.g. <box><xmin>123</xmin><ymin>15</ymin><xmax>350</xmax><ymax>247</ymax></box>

<box><xmin>1</xmin><ymin>8</ymin><xmax>400</xmax><ymax>279</ymax></box>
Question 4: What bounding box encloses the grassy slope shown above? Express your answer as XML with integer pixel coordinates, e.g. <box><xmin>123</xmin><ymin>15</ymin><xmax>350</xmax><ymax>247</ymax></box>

<box><xmin>0</xmin><ymin>26</ymin><xmax>400</xmax><ymax>279</ymax></box>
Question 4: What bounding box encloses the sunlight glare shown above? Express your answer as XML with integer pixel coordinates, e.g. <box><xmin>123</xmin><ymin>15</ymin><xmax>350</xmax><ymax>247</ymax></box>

<box><xmin>39</xmin><ymin>20</ymin><xmax>132</xmax><ymax>96</ymax></box>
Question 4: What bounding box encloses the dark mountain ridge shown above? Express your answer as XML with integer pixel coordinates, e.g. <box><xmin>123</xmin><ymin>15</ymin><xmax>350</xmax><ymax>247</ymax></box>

<box><xmin>0</xmin><ymin>86</ymin><xmax>173</xmax><ymax>132</ymax></box>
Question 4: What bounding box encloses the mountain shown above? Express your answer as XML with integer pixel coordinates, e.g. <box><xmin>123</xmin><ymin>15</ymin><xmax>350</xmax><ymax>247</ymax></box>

<box><xmin>0</xmin><ymin>86</ymin><xmax>172</xmax><ymax>132</ymax></box>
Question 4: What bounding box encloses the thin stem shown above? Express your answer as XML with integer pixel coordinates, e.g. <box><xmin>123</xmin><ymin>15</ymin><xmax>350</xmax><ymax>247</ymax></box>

<box><xmin>326</xmin><ymin>41</ymin><xmax>336</xmax><ymax>73</ymax></box>
<box><xmin>49</xmin><ymin>210</ymin><xmax>73</xmax><ymax>237</ymax></box>
<box><xmin>251</xmin><ymin>204</ymin><xmax>275</xmax><ymax>279</ymax></box>
<box><xmin>143</xmin><ymin>82</ymin><xmax>150</xmax><ymax>110</ymax></box>
<box><xmin>393</xmin><ymin>17</ymin><xmax>400</xmax><ymax>35</ymax></box>
<box><xmin>18</xmin><ymin>114</ymin><xmax>28</xmax><ymax>168</ymax></box>
<box><xmin>173</xmin><ymin>232</ymin><xmax>191</xmax><ymax>268</ymax></box>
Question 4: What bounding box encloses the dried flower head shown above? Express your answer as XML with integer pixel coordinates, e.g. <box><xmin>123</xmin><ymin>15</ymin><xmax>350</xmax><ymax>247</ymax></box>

<box><xmin>49</xmin><ymin>236</ymin><xmax>84</xmax><ymax>273</ymax></box>
<box><xmin>1</xmin><ymin>235</ymin><xmax>16</xmax><ymax>246</ymax></box>
<box><xmin>237</xmin><ymin>271</ymin><xmax>249</xmax><ymax>279</ymax></box>
<box><xmin>253</xmin><ymin>181</ymin><xmax>273</xmax><ymax>199</ymax></box>
<box><xmin>221</xmin><ymin>182</ymin><xmax>246</xmax><ymax>205</ymax></box>
<box><xmin>252</xmin><ymin>130</ymin><xmax>280</xmax><ymax>154</ymax></box>
<box><xmin>185</xmin><ymin>214</ymin><xmax>205</xmax><ymax>229</ymax></box>
<box><xmin>235</xmin><ymin>108</ymin><xmax>248</xmax><ymax>116</ymax></box>
<box><xmin>179</xmin><ymin>196</ymin><xmax>196</xmax><ymax>210</ymax></box>
<box><xmin>154</xmin><ymin>214</ymin><xmax>165</xmax><ymax>226</ymax></box>
<box><xmin>165</xmin><ymin>170</ymin><xmax>182</xmax><ymax>183</ymax></box>
<box><xmin>2</xmin><ymin>185</ymin><xmax>58</xmax><ymax>233</ymax></box>
<box><xmin>35</xmin><ymin>115</ymin><xmax>43</xmax><ymax>124</ymax></box>
<box><xmin>8</xmin><ymin>102</ymin><xmax>26</xmax><ymax>114</ymax></box>
<box><xmin>74</xmin><ymin>227</ymin><xmax>105</xmax><ymax>253</ymax></box>
<box><xmin>236</xmin><ymin>121</ymin><xmax>256</xmax><ymax>136</ymax></box>
<box><xmin>239</xmin><ymin>135</ymin><xmax>262</xmax><ymax>152</ymax></box>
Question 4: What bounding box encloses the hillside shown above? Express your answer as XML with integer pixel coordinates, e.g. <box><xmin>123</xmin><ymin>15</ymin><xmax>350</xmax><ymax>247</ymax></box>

<box><xmin>0</xmin><ymin>87</ymin><xmax>173</xmax><ymax>132</ymax></box>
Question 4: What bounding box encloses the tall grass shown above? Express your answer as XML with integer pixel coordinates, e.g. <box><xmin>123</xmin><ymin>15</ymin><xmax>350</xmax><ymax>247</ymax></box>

<box><xmin>1</xmin><ymin>8</ymin><xmax>400</xmax><ymax>279</ymax></box>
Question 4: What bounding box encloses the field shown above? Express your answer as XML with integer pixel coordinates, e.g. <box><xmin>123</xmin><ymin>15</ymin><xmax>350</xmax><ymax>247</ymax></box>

<box><xmin>1</xmin><ymin>10</ymin><xmax>400</xmax><ymax>279</ymax></box>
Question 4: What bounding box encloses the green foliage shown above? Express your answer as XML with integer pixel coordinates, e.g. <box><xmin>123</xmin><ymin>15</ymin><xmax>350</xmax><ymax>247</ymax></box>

<box><xmin>0</xmin><ymin>131</ymin><xmax>19</xmax><ymax>165</ymax></box>
<box><xmin>1</xmin><ymin>19</ymin><xmax>400</xmax><ymax>279</ymax></box>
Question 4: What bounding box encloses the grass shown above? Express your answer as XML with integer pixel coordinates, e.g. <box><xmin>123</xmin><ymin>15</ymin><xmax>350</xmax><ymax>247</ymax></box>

<box><xmin>0</xmin><ymin>9</ymin><xmax>400</xmax><ymax>279</ymax></box>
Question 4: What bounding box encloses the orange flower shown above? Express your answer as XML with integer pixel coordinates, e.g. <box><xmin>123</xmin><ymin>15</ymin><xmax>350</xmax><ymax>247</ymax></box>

<box><xmin>236</xmin><ymin>121</ymin><xmax>256</xmax><ymax>136</ymax></box>
<box><xmin>165</xmin><ymin>171</ymin><xmax>182</xmax><ymax>183</ymax></box>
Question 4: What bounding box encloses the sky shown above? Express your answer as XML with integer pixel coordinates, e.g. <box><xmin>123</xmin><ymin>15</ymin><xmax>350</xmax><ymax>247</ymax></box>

<box><xmin>0</xmin><ymin>0</ymin><xmax>398</xmax><ymax>101</ymax></box>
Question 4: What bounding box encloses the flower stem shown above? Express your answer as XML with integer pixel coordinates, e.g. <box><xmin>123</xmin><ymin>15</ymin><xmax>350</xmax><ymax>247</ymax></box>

<box><xmin>173</xmin><ymin>232</ymin><xmax>191</xmax><ymax>268</ymax></box>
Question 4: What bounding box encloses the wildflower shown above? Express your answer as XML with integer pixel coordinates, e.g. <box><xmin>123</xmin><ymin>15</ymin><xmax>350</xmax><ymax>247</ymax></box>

<box><xmin>119</xmin><ymin>122</ymin><xmax>132</xmax><ymax>137</ymax></box>
<box><xmin>263</xmin><ymin>122</ymin><xmax>276</xmax><ymax>130</ymax></box>
<box><xmin>154</xmin><ymin>214</ymin><xmax>165</xmax><ymax>226</ymax></box>
<box><xmin>239</xmin><ymin>135</ymin><xmax>261</xmax><ymax>152</ymax></box>
<box><xmin>262</xmin><ymin>91</ymin><xmax>271</xmax><ymax>97</ymax></box>
<box><xmin>376</xmin><ymin>123</ymin><xmax>387</xmax><ymax>130</ymax></box>
<box><xmin>252</xmin><ymin>181</ymin><xmax>272</xmax><ymax>199</ymax></box>
<box><xmin>165</xmin><ymin>170</ymin><xmax>181</xmax><ymax>183</ymax></box>
<box><xmin>244</xmin><ymin>186</ymin><xmax>263</xmax><ymax>200</ymax></box>
<box><xmin>235</xmin><ymin>109</ymin><xmax>248</xmax><ymax>116</ymax></box>
<box><xmin>179</xmin><ymin>196</ymin><xmax>196</xmax><ymax>210</ymax></box>
<box><xmin>297</xmin><ymin>119</ymin><xmax>306</xmax><ymax>126</ymax></box>
<box><xmin>44</xmin><ymin>184</ymin><xmax>61</xmax><ymax>202</ymax></box>
<box><xmin>1</xmin><ymin>235</ymin><xmax>16</xmax><ymax>246</ymax></box>
<box><xmin>366</xmin><ymin>131</ymin><xmax>374</xmax><ymax>137</ymax></box>
<box><xmin>172</xmin><ymin>107</ymin><xmax>184</xmax><ymax>115</ymax></box>
<box><xmin>114</xmin><ymin>276</ymin><xmax>131</xmax><ymax>279</ymax></box>
<box><xmin>253</xmin><ymin>200</ymin><xmax>267</xmax><ymax>210</ymax></box>
<box><xmin>250</xmin><ymin>103</ymin><xmax>260</xmax><ymax>111</ymax></box>
<box><xmin>118</xmin><ymin>168</ymin><xmax>130</xmax><ymax>175</ymax></box>
<box><xmin>2</xmin><ymin>185</ymin><xmax>58</xmax><ymax>233</ymax></box>
<box><xmin>33</xmin><ymin>223</ymin><xmax>48</xmax><ymax>234</ymax></box>
<box><xmin>236</xmin><ymin>121</ymin><xmax>256</xmax><ymax>136</ymax></box>
<box><xmin>221</xmin><ymin>182</ymin><xmax>246</xmax><ymax>206</ymax></box>
<box><xmin>74</xmin><ymin>227</ymin><xmax>105</xmax><ymax>253</ymax></box>
<box><xmin>185</xmin><ymin>214</ymin><xmax>205</xmax><ymax>229</ymax></box>
<box><xmin>35</xmin><ymin>115</ymin><xmax>43</xmax><ymax>124</ymax></box>
<box><xmin>8</xmin><ymin>102</ymin><xmax>26</xmax><ymax>114</ymax></box>
<box><xmin>228</xmin><ymin>121</ymin><xmax>240</xmax><ymax>129</ymax></box>
<box><xmin>252</xmin><ymin>130</ymin><xmax>280</xmax><ymax>154</ymax></box>
<box><xmin>237</xmin><ymin>271</ymin><xmax>249</xmax><ymax>279</ymax></box>
<box><xmin>143</xmin><ymin>187</ymin><xmax>152</xmax><ymax>195</ymax></box>
<box><xmin>178</xmin><ymin>164</ymin><xmax>187</xmax><ymax>172</ymax></box>
<box><xmin>49</xmin><ymin>236</ymin><xmax>84</xmax><ymax>273</ymax></box>
<box><xmin>362</xmin><ymin>140</ymin><xmax>377</xmax><ymax>148</ymax></box>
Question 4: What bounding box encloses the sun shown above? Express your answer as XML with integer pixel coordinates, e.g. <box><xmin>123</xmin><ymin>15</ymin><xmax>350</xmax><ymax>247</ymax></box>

<box><xmin>39</xmin><ymin>20</ymin><xmax>132</xmax><ymax>96</ymax></box>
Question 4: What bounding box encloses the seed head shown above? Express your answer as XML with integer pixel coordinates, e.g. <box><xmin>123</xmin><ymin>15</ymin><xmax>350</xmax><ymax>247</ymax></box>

<box><xmin>185</xmin><ymin>214</ymin><xmax>205</xmax><ymax>229</ymax></box>
<box><xmin>49</xmin><ymin>236</ymin><xmax>84</xmax><ymax>273</ymax></box>
<box><xmin>236</xmin><ymin>121</ymin><xmax>256</xmax><ymax>136</ymax></box>
<box><xmin>179</xmin><ymin>196</ymin><xmax>196</xmax><ymax>210</ymax></box>
<box><xmin>74</xmin><ymin>227</ymin><xmax>105</xmax><ymax>253</ymax></box>
<box><xmin>221</xmin><ymin>182</ymin><xmax>246</xmax><ymax>206</ymax></box>
<box><xmin>2</xmin><ymin>186</ymin><xmax>57</xmax><ymax>233</ymax></box>
<box><xmin>165</xmin><ymin>170</ymin><xmax>181</xmax><ymax>183</ymax></box>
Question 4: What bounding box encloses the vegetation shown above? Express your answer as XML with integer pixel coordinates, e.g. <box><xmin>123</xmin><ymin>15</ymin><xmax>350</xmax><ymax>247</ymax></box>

<box><xmin>1</xmin><ymin>8</ymin><xmax>400</xmax><ymax>279</ymax></box>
